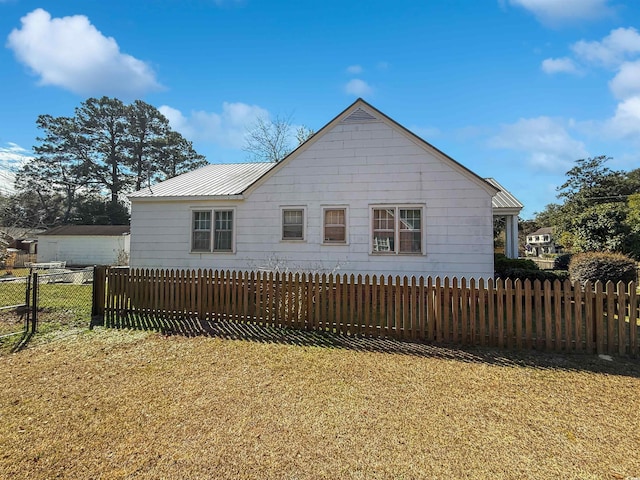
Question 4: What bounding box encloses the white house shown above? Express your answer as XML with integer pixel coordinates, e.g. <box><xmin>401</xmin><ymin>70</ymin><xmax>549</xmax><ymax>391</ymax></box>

<box><xmin>37</xmin><ymin>225</ymin><xmax>130</xmax><ymax>266</ymax></box>
<box><xmin>129</xmin><ymin>99</ymin><xmax>522</xmax><ymax>280</ymax></box>
<box><xmin>526</xmin><ymin>227</ymin><xmax>560</xmax><ymax>257</ymax></box>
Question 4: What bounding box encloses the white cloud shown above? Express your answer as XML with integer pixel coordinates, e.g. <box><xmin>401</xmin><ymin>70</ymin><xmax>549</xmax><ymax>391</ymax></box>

<box><xmin>344</xmin><ymin>79</ymin><xmax>373</xmax><ymax>97</ymax></box>
<box><xmin>488</xmin><ymin>117</ymin><xmax>588</xmax><ymax>172</ymax></box>
<box><xmin>541</xmin><ymin>57</ymin><xmax>580</xmax><ymax>74</ymax></box>
<box><xmin>0</xmin><ymin>143</ymin><xmax>32</xmax><ymax>196</ymax></box>
<box><xmin>159</xmin><ymin>102</ymin><xmax>270</xmax><ymax>149</ymax></box>
<box><xmin>571</xmin><ymin>27</ymin><xmax>640</xmax><ymax>68</ymax></box>
<box><xmin>6</xmin><ymin>8</ymin><xmax>161</xmax><ymax>97</ymax></box>
<box><xmin>609</xmin><ymin>60</ymin><xmax>640</xmax><ymax>99</ymax></box>
<box><xmin>605</xmin><ymin>95</ymin><xmax>640</xmax><ymax>138</ymax></box>
<box><xmin>507</xmin><ymin>0</ymin><xmax>614</xmax><ymax>25</ymax></box>
<box><xmin>346</xmin><ymin>65</ymin><xmax>363</xmax><ymax>75</ymax></box>
<box><xmin>0</xmin><ymin>143</ymin><xmax>31</xmax><ymax>170</ymax></box>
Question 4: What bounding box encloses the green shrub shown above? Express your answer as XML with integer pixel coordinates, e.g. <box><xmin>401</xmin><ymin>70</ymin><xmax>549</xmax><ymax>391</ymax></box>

<box><xmin>569</xmin><ymin>252</ymin><xmax>637</xmax><ymax>285</ymax></box>
<box><xmin>496</xmin><ymin>268</ymin><xmax>569</xmax><ymax>283</ymax></box>
<box><xmin>494</xmin><ymin>254</ymin><xmax>539</xmax><ymax>276</ymax></box>
<box><xmin>553</xmin><ymin>253</ymin><xmax>573</xmax><ymax>271</ymax></box>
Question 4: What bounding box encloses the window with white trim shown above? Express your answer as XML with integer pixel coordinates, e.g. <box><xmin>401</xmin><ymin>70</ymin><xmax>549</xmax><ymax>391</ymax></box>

<box><xmin>323</xmin><ymin>208</ymin><xmax>347</xmax><ymax>244</ymax></box>
<box><xmin>192</xmin><ymin>211</ymin><xmax>212</xmax><ymax>251</ymax></box>
<box><xmin>214</xmin><ymin>210</ymin><xmax>233</xmax><ymax>251</ymax></box>
<box><xmin>282</xmin><ymin>208</ymin><xmax>305</xmax><ymax>240</ymax></box>
<box><xmin>191</xmin><ymin>209</ymin><xmax>234</xmax><ymax>253</ymax></box>
<box><xmin>372</xmin><ymin>206</ymin><xmax>423</xmax><ymax>254</ymax></box>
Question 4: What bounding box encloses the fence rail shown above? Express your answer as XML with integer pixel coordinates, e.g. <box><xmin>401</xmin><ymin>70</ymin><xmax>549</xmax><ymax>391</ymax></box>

<box><xmin>96</xmin><ymin>267</ymin><xmax>640</xmax><ymax>357</ymax></box>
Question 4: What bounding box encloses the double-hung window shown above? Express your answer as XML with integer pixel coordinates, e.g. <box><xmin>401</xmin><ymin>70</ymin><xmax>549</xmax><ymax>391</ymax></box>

<box><xmin>282</xmin><ymin>208</ymin><xmax>305</xmax><ymax>240</ymax></box>
<box><xmin>191</xmin><ymin>209</ymin><xmax>234</xmax><ymax>253</ymax></box>
<box><xmin>192</xmin><ymin>211</ymin><xmax>212</xmax><ymax>252</ymax></box>
<box><xmin>372</xmin><ymin>206</ymin><xmax>423</xmax><ymax>254</ymax></box>
<box><xmin>323</xmin><ymin>208</ymin><xmax>347</xmax><ymax>244</ymax></box>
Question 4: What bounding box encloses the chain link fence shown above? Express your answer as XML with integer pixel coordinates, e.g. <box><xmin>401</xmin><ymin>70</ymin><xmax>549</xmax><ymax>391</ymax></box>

<box><xmin>0</xmin><ymin>268</ymin><xmax>94</xmax><ymax>352</ymax></box>
<box><xmin>0</xmin><ymin>275</ymin><xmax>30</xmax><ymax>350</ymax></box>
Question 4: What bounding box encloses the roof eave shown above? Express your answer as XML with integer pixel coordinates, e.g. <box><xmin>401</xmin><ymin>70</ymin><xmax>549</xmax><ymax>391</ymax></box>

<box><xmin>129</xmin><ymin>194</ymin><xmax>245</xmax><ymax>202</ymax></box>
<box><xmin>493</xmin><ymin>207</ymin><xmax>522</xmax><ymax>216</ymax></box>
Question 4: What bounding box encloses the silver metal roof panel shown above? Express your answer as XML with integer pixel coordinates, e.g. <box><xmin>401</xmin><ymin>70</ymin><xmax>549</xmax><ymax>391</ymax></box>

<box><xmin>485</xmin><ymin>177</ymin><xmax>524</xmax><ymax>211</ymax></box>
<box><xmin>129</xmin><ymin>162</ymin><xmax>276</xmax><ymax>199</ymax></box>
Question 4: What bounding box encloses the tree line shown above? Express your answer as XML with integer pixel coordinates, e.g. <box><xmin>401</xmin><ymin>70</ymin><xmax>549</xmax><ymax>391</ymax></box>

<box><xmin>1</xmin><ymin>96</ymin><xmax>207</xmax><ymax>227</ymax></box>
<box><xmin>524</xmin><ymin>156</ymin><xmax>640</xmax><ymax>260</ymax></box>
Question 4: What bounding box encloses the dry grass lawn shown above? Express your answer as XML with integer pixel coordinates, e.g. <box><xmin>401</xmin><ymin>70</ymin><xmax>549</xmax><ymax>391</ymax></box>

<box><xmin>1</xmin><ymin>325</ymin><xmax>639</xmax><ymax>480</ymax></box>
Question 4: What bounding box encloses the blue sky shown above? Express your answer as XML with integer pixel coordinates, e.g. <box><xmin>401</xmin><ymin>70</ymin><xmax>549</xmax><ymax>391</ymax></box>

<box><xmin>1</xmin><ymin>0</ymin><xmax>639</xmax><ymax>218</ymax></box>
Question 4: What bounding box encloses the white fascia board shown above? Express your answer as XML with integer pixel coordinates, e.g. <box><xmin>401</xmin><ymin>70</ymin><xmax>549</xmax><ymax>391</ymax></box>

<box><xmin>492</xmin><ymin>207</ymin><xmax>522</xmax><ymax>216</ymax></box>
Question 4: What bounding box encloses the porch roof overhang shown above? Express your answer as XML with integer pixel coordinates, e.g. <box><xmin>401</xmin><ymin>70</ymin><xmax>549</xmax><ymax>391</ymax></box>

<box><xmin>486</xmin><ymin>178</ymin><xmax>523</xmax><ymax>217</ymax></box>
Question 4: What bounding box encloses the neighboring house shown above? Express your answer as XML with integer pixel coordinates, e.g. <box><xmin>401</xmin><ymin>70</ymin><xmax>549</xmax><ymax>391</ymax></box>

<box><xmin>525</xmin><ymin>227</ymin><xmax>560</xmax><ymax>256</ymax></box>
<box><xmin>0</xmin><ymin>226</ymin><xmax>43</xmax><ymax>254</ymax></box>
<box><xmin>129</xmin><ymin>99</ymin><xmax>522</xmax><ymax>280</ymax></box>
<box><xmin>0</xmin><ymin>226</ymin><xmax>43</xmax><ymax>267</ymax></box>
<box><xmin>37</xmin><ymin>225</ymin><xmax>130</xmax><ymax>266</ymax></box>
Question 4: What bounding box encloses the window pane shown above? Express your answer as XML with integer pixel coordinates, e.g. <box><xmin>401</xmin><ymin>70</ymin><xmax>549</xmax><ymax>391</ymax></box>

<box><xmin>214</xmin><ymin>210</ymin><xmax>233</xmax><ymax>251</ymax></box>
<box><xmin>192</xmin><ymin>211</ymin><xmax>211</xmax><ymax>251</ymax></box>
<box><xmin>324</xmin><ymin>208</ymin><xmax>346</xmax><ymax>243</ymax></box>
<box><xmin>399</xmin><ymin>231</ymin><xmax>421</xmax><ymax>253</ymax></box>
<box><xmin>399</xmin><ymin>209</ymin><xmax>421</xmax><ymax>253</ymax></box>
<box><xmin>283</xmin><ymin>209</ymin><xmax>304</xmax><ymax>239</ymax></box>
<box><xmin>214</xmin><ymin>230</ymin><xmax>232</xmax><ymax>251</ymax></box>
<box><xmin>373</xmin><ymin>232</ymin><xmax>394</xmax><ymax>251</ymax></box>
<box><xmin>373</xmin><ymin>208</ymin><xmax>395</xmax><ymax>230</ymax></box>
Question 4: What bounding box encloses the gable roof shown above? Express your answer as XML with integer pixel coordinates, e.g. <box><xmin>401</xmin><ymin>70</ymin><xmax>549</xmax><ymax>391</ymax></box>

<box><xmin>39</xmin><ymin>225</ymin><xmax>130</xmax><ymax>236</ymax></box>
<box><xmin>129</xmin><ymin>98</ymin><xmax>501</xmax><ymax>201</ymax></box>
<box><xmin>244</xmin><ymin>98</ymin><xmax>499</xmax><ymax>197</ymax></box>
<box><xmin>529</xmin><ymin>227</ymin><xmax>554</xmax><ymax>236</ymax></box>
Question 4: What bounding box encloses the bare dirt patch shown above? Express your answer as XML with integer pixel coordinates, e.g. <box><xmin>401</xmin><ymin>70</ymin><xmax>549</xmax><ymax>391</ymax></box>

<box><xmin>1</xmin><ymin>326</ymin><xmax>639</xmax><ymax>479</ymax></box>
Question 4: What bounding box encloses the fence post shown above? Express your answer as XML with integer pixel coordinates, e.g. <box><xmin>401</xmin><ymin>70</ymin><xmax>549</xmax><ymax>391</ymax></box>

<box><xmin>31</xmin><ymin>272</ymin><xmax>38</xmax><ymax>333</ymax></box>
<box><xmin>23</xmin><ymin>272</ymin><xmax>32</xmax><ymax>334</ymax></box>
<box><xmin>91</xmin><ymin>266</ymin><xmax>107</xmax><ymax>328</ymax></box>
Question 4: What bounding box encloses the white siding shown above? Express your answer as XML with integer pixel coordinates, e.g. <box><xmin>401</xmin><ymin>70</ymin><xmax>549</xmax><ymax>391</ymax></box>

<box><xmin>38</xmin><ymin>235</ymin><xmax>130</xmax><ymax>266</ymax></box>
<box><xmin>130</xmin><ymin>119</ymin><xmax>495</xmax><ymax>280</ymax></box>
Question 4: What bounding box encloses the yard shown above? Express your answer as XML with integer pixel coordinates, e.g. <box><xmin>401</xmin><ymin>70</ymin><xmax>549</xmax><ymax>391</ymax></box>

<box><xmin>1</xmin><ymin>325</ymin><xmax>639</xmax><ymax>479</ymax></box>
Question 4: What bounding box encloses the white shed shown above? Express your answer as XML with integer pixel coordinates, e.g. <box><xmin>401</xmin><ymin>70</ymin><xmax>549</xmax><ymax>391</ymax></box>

<box><xmin>37</xmin><ymin>225</ymin><xmax>130</xmax><ymax>266</ymax></box>
<box><xmin>129</xmin><ymin>99</ymin><xmax>522</xmax><ymax>280</ymax></box>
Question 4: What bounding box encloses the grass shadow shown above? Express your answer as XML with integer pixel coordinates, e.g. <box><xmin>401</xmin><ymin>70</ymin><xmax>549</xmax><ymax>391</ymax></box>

<box><xmin>100</xmin><ymin>311</ymin><xmax>640</xmax><ymax>379</ymax></box>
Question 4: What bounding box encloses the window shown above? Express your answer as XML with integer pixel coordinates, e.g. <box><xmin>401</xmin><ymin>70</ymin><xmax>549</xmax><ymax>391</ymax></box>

<box><xmin>323</xmin><ymin>208</ymin><xmax>347</xmax><ymax>244</ymax></box>
<box><xmin>282</xmin><ymin>208</ymin><xmax>304</xmax><ymax>240</ymax></box>
<box><xmin>192</xmin><ymin>211</ymin><xmax>211</xmax><ymax>252</ymax></box>
<box><xmin>372</xmin><ymin>206</ymin><xmax>423</xmax><ymax>254</ymax></box>
<box><xmin>214</xmin><ymin>210</ymin><xmax>233</xmax><ymax>251</ymax></box>
<box><xmin>399</xmin><ymin>208</ymin><xmax>422</xmax><ymax>253</ymax></box>
<box><xmin>191</xmin><ymin>209</ymin><xmax>234</xmax><ymax>253</ymax></box>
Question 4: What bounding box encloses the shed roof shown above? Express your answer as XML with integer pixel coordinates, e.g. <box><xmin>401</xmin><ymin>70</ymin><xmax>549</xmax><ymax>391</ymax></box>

<box><xmin>129</xmin><ymin>162</ymin><xmax>275</xmax><ymax>199</ymax></box>
<box><xmin>39</xmin><ymin>225</ymin><xmax>130</xmax><ymax>236</ymax></box>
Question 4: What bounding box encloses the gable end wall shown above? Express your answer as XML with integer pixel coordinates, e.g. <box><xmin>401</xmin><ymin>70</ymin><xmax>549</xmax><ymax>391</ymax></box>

<box><xmin>130</xmin><ymin>118</ymin><xmax>495</xmax><ymax>279</ymax></box>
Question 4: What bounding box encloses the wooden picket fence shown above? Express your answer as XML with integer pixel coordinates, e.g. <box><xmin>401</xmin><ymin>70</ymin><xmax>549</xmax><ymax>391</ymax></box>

<box><xmin>93</xmin><ymin>267</ymin><xmax>640</xmax><ymax>357</ymax></box>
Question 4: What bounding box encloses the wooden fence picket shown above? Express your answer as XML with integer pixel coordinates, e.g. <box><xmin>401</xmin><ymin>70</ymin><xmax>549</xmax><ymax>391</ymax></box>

<box><xmin>100</xmin><ymin>268</ymin><xmax>640</xmax><ymax>357</ymax></box>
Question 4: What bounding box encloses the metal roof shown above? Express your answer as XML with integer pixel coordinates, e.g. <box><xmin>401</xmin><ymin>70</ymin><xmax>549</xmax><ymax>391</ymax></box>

<box><xmin>40</xmin><ymin>225</ymin><xmax>130</xmax><ymax>236</ymax></box>
<box><xmin>485</xmin><ymin>178</ymin><xmax>524</xmax><ymax>212</ymax></box>
<box><xmin>129</xmin><ymin>162</ymin><xmax>276</xmax><ymax>199</ymax></box>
